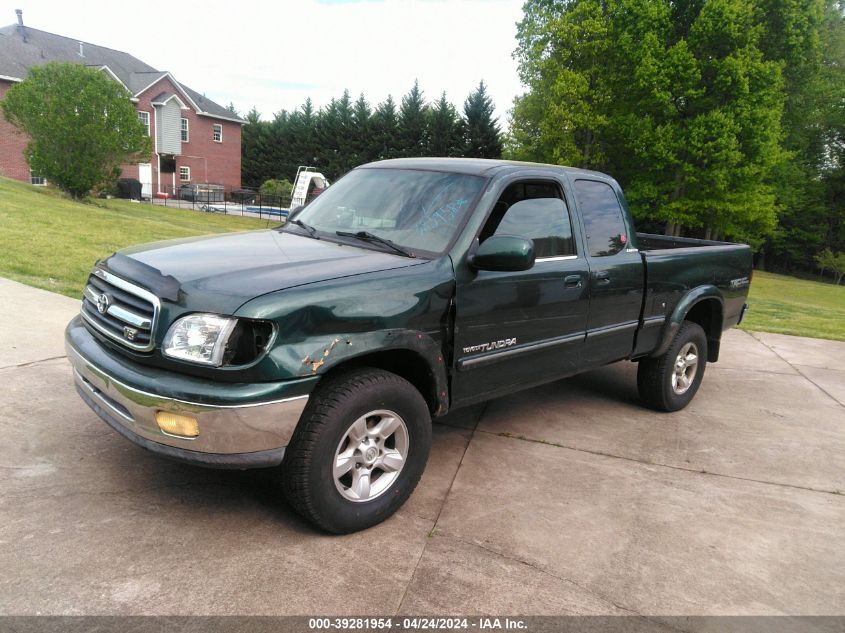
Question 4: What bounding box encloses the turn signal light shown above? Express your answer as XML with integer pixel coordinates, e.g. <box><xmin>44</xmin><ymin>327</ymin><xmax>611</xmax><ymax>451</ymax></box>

<box><xmin>155</xmin><ymin>411</ymin><xmax>199</xmax><ymax>438</ymax></box>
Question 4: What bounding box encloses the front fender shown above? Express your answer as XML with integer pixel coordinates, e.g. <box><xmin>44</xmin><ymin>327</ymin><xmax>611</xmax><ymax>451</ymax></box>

<box><xmin>234</xmin><ymin>257</ymin><xmax>456</xmax><ymax>413</ymax></box>
<box><xmin>290</xmin><ymin>329</ymin><xmax>450</xmax><ymax>415</ymax></box>
<box><xmin>651</xmin><ymin>285</ymin><xmax>723</xmax><ymax>358</ymax></box>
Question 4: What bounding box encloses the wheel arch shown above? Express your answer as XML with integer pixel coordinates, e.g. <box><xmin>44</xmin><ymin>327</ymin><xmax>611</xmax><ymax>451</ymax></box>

<box><xmin>684</xmin><ymin>298</ymin><xmax>723</xmax><ymax>361</ymax></box>
<box><xmin>320</xmin><ymin>346</ymin><xmax>448</xmax><ymax>417</ymax></box>
<box><xmin>652</xmin><ymin>286</ymin><xmax>724</xmax><ymax>362</ymax></box>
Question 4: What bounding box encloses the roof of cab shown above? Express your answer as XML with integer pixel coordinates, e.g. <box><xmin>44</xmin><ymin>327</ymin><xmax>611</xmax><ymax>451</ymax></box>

<box><xmin>358</xmin><ymin>157</ymin><xmax>613</xmax><ymax>181</ymax></box>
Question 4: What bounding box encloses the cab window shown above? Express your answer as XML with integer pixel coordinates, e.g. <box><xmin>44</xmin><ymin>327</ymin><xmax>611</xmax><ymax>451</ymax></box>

<box><xmin>573</xmin><ymin>179</ymin><xmax>628</xmax><ymax>257</ymax></box>
<box><xmin>480</xmin><ymin>181</ymin><xmax>575</xmax><ymax>258</ymax></box>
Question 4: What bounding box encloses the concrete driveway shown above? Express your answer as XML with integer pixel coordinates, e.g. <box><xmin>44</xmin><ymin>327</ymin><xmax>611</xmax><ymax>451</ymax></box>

<box><xmin>1</xmin><ymin>277</ymin><xmax>843</xmax><ymax>616</ymax></box>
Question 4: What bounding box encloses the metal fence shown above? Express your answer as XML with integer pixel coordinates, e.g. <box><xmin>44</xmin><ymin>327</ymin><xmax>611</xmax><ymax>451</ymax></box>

<box><xmin>123</xmin><ymin>181</ymin><xmax>293</xmax><ymax>221</ymax></box>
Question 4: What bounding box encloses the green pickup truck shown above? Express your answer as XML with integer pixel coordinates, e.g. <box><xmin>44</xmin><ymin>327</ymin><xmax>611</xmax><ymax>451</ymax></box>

<box><xmin>66</xmin><ymin>158</ymin><xmax>752</xmax><ymax>533</ymax></box>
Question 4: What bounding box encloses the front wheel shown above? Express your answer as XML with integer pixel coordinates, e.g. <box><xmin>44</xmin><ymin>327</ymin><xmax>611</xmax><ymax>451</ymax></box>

<box><xmin>637</xmin><ymin>321</ymin><xmax>708</xmax><ymax>412</ymax></box>
<box><xmin>281</xmin><ymin>368</ymin><xmax>431</xmax><ymax>533</ymax></box>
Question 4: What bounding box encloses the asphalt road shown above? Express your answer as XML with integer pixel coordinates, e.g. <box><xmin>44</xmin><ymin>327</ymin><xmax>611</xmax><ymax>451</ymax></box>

<box><xmin>1</xmin><ymin>277</ymin><xmax>843</xmax><ymax>617</ymax></box>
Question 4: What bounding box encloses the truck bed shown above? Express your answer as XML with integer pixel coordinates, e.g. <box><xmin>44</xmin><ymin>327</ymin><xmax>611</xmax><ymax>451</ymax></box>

<box><xmin>636</xmin><ymin>232</ymin><xmax>736</xmax><ymax>251</ymax></box>
<box><xmin>632</xmin><ymin>233</ymin><xmax>753</xmax><ymax>360</ymax></box>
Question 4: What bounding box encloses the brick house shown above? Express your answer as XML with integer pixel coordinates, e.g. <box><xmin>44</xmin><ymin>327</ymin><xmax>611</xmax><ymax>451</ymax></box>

<box><xmin>0</xmin><ymin>11</ymin><xmax>244</xmax><ymax>195</ymax></box>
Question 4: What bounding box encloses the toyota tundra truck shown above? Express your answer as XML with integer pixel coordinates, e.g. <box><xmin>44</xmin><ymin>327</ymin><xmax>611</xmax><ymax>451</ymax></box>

<box><xmin>66</xmin><ymin>158</ymin><xmax>752</xmax><ymax>533</ymax></box>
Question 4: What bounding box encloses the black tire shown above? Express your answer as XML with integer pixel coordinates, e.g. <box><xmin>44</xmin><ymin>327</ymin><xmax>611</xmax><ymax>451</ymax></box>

<box><xmin>637</xmin><ymin>321</ymin><xmax>708</xmax><ymax>412</ymax></box>
<box><xmin>281</xmin><ymin>368</ymin><xmax>431</xmax><ymax>533</ymax></box>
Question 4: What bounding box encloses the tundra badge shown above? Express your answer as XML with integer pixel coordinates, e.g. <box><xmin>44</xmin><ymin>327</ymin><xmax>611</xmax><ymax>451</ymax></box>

<box><xmin>462</xmin><ymin>338</ymin><xmax>517</xmax><ymax>354</ymax></box>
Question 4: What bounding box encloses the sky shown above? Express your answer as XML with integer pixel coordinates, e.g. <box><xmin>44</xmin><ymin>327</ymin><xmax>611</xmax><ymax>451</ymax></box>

<box><xmin>2</xmin><ymin>0</ymin><xmax>526</xmax><ymax>126</ymax></box>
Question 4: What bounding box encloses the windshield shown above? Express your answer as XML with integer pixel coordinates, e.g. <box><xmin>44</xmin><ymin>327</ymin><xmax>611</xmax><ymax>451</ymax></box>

<box><xmin>291</xmin><ymin>168</ymin><xmax>486</xmax><ymax>255</ymax></box>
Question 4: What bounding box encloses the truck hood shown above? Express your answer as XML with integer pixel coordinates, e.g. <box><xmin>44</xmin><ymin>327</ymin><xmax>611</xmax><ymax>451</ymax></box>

<box><xmin>111</xmin><ymin>230</ymin><xmax>424</xmax><ymax>312</ymax></box>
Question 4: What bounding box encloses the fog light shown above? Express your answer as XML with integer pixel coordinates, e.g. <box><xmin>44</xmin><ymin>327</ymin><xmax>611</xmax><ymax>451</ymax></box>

<box><xmin>155</xmin><ymin>411</ymin><xmax>199</xmax><ymax>438</ymax></box>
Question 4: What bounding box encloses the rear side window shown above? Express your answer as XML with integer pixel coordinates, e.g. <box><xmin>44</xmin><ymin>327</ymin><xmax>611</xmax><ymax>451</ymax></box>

<box><xmin>574</xmin><ymin>179</ymin><xmax>628</xmax><ymax>257</ymax></box>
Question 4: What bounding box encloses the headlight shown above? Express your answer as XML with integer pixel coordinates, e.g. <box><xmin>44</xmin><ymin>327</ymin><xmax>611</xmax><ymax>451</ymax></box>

<box><xmin>163</xmin><ymin>314</ymin><xmax>238</xmax><ymax>366</ymax></box>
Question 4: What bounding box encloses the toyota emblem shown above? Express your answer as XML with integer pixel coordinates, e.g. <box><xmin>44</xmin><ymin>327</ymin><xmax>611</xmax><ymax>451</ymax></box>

<box><xmin>96</xmin><ymin>293</ymin><xmax>110</xmax><ymax>315</ymax></box>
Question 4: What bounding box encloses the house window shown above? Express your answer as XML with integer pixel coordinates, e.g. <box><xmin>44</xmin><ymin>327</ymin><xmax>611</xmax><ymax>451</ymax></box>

<box><xmin>138</xmin><ymin>111</ymin><xmax>150</xmax><ymax>136</ymax></box>
<box><xmin>179</xmin><ymin>166</ymin><xmax>191</xmax><ymax>182</ymax></box>
<box><xmin>30</xmin><ymin>171</ymin><xmax>46</xmax><ymax>186</ymax></box>
<box><xmin>181</xmin><ymin>118</ymin><xmax>189</xmax><ymax>143</ymax></box>
<box><xmin>212</xmin><ymin>123</ymin><xmax>222</xmax><ymax>143</ymax></box>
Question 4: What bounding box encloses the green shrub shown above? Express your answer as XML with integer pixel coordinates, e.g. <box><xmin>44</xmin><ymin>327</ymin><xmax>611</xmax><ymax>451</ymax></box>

<box><xmin>259</xmin><ymin>178</ymin><xmax>293</xmax><ymax>200</ymax></box>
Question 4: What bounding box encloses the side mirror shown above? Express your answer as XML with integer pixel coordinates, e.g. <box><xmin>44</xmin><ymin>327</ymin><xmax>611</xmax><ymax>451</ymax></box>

<box><xmin>470</xmin><ymin>235</ymin><xmax>535</xmax><ymax>272</ymax></box>
<box><xmin>290</xmin><ymin>205</ymin><xmax>304</xmax><ymax>215</ymax></box>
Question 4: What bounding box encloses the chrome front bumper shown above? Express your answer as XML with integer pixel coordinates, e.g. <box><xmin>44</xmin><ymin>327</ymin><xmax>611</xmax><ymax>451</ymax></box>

<box><xmin>66</xmin><ymin>334</ymin><xmax>310</xmax><ymax>470</ymax></box>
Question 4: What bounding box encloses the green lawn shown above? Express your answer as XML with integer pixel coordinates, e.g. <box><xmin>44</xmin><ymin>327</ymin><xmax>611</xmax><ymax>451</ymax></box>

<box><xmin>0</xmin><ymin>177</ymin><xmax>271</xmax><ymax>298</ymax></box>
<box><xmin>740</xmin><ymin>270</ymin><xmax>845</xmax><ymax>341</ymax></box>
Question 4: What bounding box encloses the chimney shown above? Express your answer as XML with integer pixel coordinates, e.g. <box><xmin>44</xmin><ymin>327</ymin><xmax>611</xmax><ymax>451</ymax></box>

<box><xmin>15</xmin><ymin>9</ymin><xmax>28</xmax><ymax>43</ymax></box>
<box><xmin>78</xmin><ymin>41</ymin><xmax>84</xmax><ymax>57</ymax></box>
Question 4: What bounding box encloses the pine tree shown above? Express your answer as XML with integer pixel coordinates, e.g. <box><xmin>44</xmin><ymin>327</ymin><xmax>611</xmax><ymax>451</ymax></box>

<box><xmin>398</xmin><ymin>80</ymin><xmax>429</xmax><ymax>157</ymax></box>
<box><xmin>316</xmin><ymin>90</ymin><xmax>356</xmax><ymax>178</ymax></box>
<box><xmin>352</xmin><ymin>93</ymin><xmax>376</xmax><ymax>165</ymax></box>
<box><xmin>462</xmin><ymin>81</ymin><xmax>502</xmax><ymax>158</ymax></box>
<box><xmin>281</xmin><ymin>99</ymin><xmax>319</xmax><ymax>181</ymax></box>
<box><xmin>241</xmin><ymin>107</ymin><xmax>273</xmax><ymax>188</ymax></box>
<box><xmin>240</xmin><ymin>86</ymin><xmax>494</xmax><ymax>187</ymax></box>
<box><xmin>372</xmin><ymin>95</ymin><xmax>400</xmax><ymax>160</ymax></box>
<box><xmin>427</xmin><ymin>92</ymin><xmax>463</xmax><ymax>157</ymax></box>
<box><xmin>268</xmin><ymin>110</ymin><xmax>294</xmax><ymax>181</ymax></box>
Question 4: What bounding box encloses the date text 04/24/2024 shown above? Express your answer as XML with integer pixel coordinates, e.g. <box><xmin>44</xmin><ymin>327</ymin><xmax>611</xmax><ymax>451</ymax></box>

<box><xmin>307</xmin><ymin>617</ymin><xmax>527</xmax><ymax>630</ymax></box>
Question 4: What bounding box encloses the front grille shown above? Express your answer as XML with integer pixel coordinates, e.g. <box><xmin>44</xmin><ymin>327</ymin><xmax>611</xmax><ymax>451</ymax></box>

<box><xmin>80</xmin><ymin>269</ymin><xmax>160</xmax><ymax>352</ymax></box>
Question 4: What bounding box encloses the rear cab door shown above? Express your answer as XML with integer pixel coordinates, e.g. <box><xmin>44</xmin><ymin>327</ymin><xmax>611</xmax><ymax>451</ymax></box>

<box><xmin>568</xmin><ymin>175</ymin><xmax>645</xmax><ymax>366</ymax></box>
<box><xmin>451</xmin><ymin>172</ymin><xmax>590</xmax><ymax>406</ymax></box>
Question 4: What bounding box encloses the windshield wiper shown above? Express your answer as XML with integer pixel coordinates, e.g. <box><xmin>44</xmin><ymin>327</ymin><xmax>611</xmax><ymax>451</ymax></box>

<box><xmin>288</xmin><ymin>218</ymin><xmax>320</xmax><ymax>239</ymax></box>
<box><xmin>335</xmin><ymin>231</ymin><xmax>416</xmax><ymax>258</ymax></box>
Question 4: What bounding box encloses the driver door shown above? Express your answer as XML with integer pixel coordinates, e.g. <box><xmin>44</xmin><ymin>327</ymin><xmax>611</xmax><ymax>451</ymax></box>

<box><xmin>451</xmin><ymin>180</ymin><xmax>589</xmax><ymax>407</ymax></box>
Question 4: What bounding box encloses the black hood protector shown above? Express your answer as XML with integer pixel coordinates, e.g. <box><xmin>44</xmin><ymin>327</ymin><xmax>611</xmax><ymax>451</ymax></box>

<box><xmin>98</xmin><ymin>252</ymin><xmax>181</xmax><ymax>302</ymax></box>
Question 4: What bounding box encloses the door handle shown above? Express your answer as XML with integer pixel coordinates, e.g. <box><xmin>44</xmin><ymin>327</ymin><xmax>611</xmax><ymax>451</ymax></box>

<box><xmin>564</xmin><ymin>274</ymin><xmax>582</xmax><ymax>288</ymax></box>
<box><xmin>594</xmin><ymin>271</ymin><xmax>611</xmax><ymax>285</ymax></box>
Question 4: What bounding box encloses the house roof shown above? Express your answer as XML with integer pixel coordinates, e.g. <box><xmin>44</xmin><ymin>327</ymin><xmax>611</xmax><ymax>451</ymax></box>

<box><xmin>0</xmin><ymin>24</ymin><xmax>245</xmax><ymax>123</ymax></box>
<box><xmin>150</xmin><ymin>91</ymin><xmax>187</xmax><ymax>108</ymax></box>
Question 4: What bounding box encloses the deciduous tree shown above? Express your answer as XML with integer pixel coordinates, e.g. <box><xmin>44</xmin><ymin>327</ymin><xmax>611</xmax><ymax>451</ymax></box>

<box><xmin>509</xmin><ymin>0</ymin><xmax>785</xmax><ymax>245</ymax></box>
<box><xmin>815</xmin><ymin>248</ymin><xmax>845</xmax><ymax>284</ymax></box>
<box><xmin>1</xmin><ymin>62</ymin><xmax>151</xmax><ymax>198</ymax></box>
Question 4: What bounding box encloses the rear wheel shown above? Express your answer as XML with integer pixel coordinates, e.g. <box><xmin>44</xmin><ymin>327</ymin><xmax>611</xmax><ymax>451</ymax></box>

<box><xmin>282</xmin><ymin>368</ymin><xmax>431</xmax><ymax>533</ymax></box>
<box><xmin>638</xmin><ymin>321</ymin><xmax>707</xmax><ymax>412</ymax></box>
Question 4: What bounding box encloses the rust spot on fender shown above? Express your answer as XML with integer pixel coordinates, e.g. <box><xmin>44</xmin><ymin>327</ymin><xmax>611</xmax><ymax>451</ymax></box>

<box><xmin>302</xmin><ymin>338</ymin><xmax>341</xmax><ymax>373</ymax></box>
